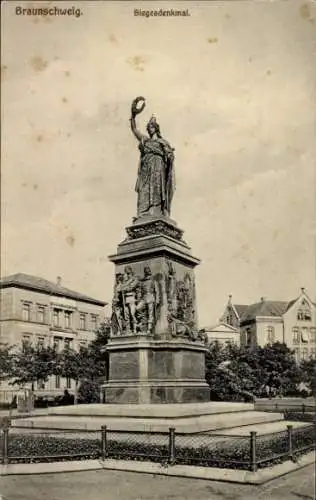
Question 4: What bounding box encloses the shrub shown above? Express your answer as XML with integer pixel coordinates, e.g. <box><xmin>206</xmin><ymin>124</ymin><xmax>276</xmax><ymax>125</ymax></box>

<box><xmin>78</xmin><ymin>380</ymin><xmax>100</xmax><ymax>404</ymax></box>
<box><xmin>7</xmin><ymin>434</ymin><xmax>101</xmax><ymax>463</ymax></box>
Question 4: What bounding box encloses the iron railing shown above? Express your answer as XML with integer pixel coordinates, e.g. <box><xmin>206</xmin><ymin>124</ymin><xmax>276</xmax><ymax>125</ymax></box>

<box><xmin>1</xmin><ymin>421</ymin><xmax>315</xmax><ymax>471</ymax></box>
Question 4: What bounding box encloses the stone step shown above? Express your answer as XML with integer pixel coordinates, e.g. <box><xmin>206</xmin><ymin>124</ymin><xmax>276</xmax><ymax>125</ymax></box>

<box><xmin>13</xmin><ymin>409</ymin><xmax>284</xmax><ymax>434</ymax></box>
<box><xmin>47</xmin><ymin>402</ymin><xmax>255</xmax><ymax>418</ymax></box>
<box><xmin>172</xmin><ymin>410</ymin><xmax>284</xmax><ymax>433</ymax></box>
<box><xmin>208</xmin><ymin>419</ymin><xmax>311</xmax><ymax>436</ymax></box>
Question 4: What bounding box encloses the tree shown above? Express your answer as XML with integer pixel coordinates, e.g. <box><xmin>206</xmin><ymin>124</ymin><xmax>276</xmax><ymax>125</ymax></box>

<box><xmin>78</xmin><ymin>379</ymin><xmax>100</xmax><ymax>404</ymax></box>
<box><xmin>9</xmin><ymin>344</ymin><xmax>57</xmax><ymax>390</ymax></box>
<box><xmin>78</xmin><ymin>320</ymin><xmax>110</xmax><ymax>403</ymax></box>
<box><xmin>54</xmin><ymin>347</ymin><xmax>89</xmax><ymax>404</ymax></box>
<box><xmin>205</xmin><ymin>342</ymin><xmax>245</xmax><ymax>401</ymax></box>
<box><xmin>52</xmin><ymin>320</ymin><xmax>110</xmax><ymax>405</ymax></box>
<box><xmin>86</xmin><ymin>319</ymin><xmax>110</xmax><ymax>382</ymax></box>
<box><xmin>205</xmin><ymin>341</ymin><xmax>302</xmax><ymax>401</ymax></box>
<box><xmin>257</xmin><ymin>342</ymin><xmax>301</xmax><ymax>396</ymax></box>
<box><xmin>90</xmin><ymin>318</ymin><xmax>111</xmax><ymax>350</ymax></box>
<box><xmin>300</xmin><ymin>358</ymin><xmax>316</xmax><ymax>397</ymax></box>
<box><xmin>0</xmin><ymin>343</ymin><xmax>12</xmax><ymax>382</ymax></box>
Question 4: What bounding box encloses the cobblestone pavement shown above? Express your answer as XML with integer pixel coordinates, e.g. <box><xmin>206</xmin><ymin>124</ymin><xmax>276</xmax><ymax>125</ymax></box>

<box><xmin>0</xmin><ymin>463</ymin><xmax>315</xmax><ymax>500</ymax></box>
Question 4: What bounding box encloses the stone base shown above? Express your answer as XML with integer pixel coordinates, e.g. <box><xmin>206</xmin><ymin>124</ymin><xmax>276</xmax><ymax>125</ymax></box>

<box><xmin>13</xmin><ymin>402</ymin><xmax>290</xmax><ymax>433</ymax></box>
<box><xmin>102</xmin><ymin>337</ymin><xmax>210</xmax><ymax>404</ymax></box>
<box><xmin>104</xmin><ymin>382</ymin><xmax>210</xmax><ymax>405</ymax></box>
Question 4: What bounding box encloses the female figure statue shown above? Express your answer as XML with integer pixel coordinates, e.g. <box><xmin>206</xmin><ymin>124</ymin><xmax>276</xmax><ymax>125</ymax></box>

<box><xmin>130</xmin><ymin>97</ymin><xmax>175</xmax><ymax>218</ymax></box>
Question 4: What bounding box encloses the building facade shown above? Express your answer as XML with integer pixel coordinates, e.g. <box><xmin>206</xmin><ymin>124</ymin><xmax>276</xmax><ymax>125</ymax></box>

<box><xmin>0</xmin><ymin>273</ymin><xmax>107</xmax><ymax>397</ymax></box>
<box><xmin>200</xmin><ymin>322</ymin><xmax>240</xmax><ymax>346</ymax></box>
<box><xmin>221</xmin><ymin>288</ymin><xmax>316</xmax><ymax>362</ymax></box>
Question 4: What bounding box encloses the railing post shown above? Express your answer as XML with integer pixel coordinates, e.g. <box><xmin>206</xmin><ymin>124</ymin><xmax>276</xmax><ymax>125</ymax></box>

<box><xmin>168</xmin><ymin>427</ymin><xmax>175</xmax><ymax>465</ymax></box>
<box><xmin>101</xmin><ymin>425</ymin><xmax>107</xmax><ymax>460</ymax></box>
<box><xmin>2</xmin><ymin>428</ymin><xmax>9</xmax><ymax>465</ymax></box>
<box><xmin>250</xmin><ymin>431</ymin><xmax>257</xmax><ymax>472</ymax></box>
<box><xmin>1</xmin><ymin>417</ymin><xmax>11</xmax><ymax>466</ymax></box>
<box><xmin>287</xmin><ymin>424</ymin><xmax>293</xmax><ymax>461</ymax></box>
<box><xmin>275</xmin><ymin>403</ymin><xmax>278</xmax><ymax>412</ymax></box>
<box><xmin>302</xmin><ymin>403</ymin><xmax>305</xmax><ymax>415</ymax></box>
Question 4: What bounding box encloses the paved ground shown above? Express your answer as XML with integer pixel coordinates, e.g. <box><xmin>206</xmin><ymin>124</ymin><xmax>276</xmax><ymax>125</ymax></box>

<box><xmin>0</xmin><ymin>464</ymin><xmax>315</xmax><ymax>500</ymax></box>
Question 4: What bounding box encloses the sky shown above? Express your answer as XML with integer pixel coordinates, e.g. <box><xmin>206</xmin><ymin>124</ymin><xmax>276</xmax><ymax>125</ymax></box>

<box><xmin>1</xmin><ymin>0</ymin><xmax>316</xmax><ymax>326</ymax></box>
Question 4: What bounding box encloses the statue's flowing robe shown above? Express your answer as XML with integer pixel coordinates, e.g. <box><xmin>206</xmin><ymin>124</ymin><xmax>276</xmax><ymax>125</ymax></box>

<box><xmin>135</xmin><ymin>135</ymin><xmax>175</xmax><ymax>217</ymax></box>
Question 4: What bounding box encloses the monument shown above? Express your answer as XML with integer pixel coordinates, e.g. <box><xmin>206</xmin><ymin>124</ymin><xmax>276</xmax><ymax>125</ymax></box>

<box><xmin>102</xmin><ymin>97</ymin><xmax>210</xmax><ymax>404</ymax></box>
<box><xmin>14</xmin><ymin>98</ymin><xmax>288</xmax><ymax>434</ymax></box>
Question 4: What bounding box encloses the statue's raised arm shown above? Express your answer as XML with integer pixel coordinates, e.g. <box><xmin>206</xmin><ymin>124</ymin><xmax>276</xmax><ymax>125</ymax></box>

<box><xmin>130</xmin><ymin>97</ymin><xmax>146</xmax><ymax>142</ymax></box>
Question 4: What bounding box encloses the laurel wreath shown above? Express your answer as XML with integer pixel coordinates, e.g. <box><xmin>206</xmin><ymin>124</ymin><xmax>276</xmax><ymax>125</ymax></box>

<box><xmin>131</xmin><ymin>96</ymin><xmax>146</xmax><ymax>117</ymax></box>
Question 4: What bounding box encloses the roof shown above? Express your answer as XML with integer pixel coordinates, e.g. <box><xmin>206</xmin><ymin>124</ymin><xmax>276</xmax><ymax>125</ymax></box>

<box><xmin>238</xmin><ymin>300</ymin><xmax>290</xmax><ymax>323</ymax></box>
<box><xmin>0</xmin><ymin>273</ymin><xmax>107</xmax><ymax>306</ymax></box>
<box><xmin>227</xmin><ymin>291</ymin><xmax>316</xmax><ymax>324</ymax></box>
<box><xmin>233</xmin><ymin>305</ymin><xmax>249</xmax><ymax>319</ymax></box>
<box><xmin>286</xmin><ymin>299</ymin><xmax>297</xmax><ymax>311</ymax></box>
<box><xmin>202</xmin><ymin>322</ymin><xmax>240</xmax><ymax>334</ymax></box>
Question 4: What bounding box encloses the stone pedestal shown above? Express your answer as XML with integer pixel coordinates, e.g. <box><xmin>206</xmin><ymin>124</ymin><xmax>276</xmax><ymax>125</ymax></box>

<box><xmin>104</xmin><ymin>337</ymin><xmax>209</xmax><ymax>404</ymax></box>
<box><xmin>102</xmin><ymin>216</ymin><xmax>210</xmax><ymax>404</ymax></box>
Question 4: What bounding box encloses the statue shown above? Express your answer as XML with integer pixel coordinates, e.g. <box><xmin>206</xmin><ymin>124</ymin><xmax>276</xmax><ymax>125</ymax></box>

<box><xmin>135</xmin><ymin>285</ymin><xmax>147</xmax><ymax>333</ymax></box>
<box><xmin>121</xmin><ymin>266</ymin><xmax>140</xmax><ymax>334</ymax></box>
<box><xmin>140</xmin><ymin>266</ymin><xmax>160</xmax><ymax>334</ymax></box>
<box><xmin>165</xmin><ymin>263</ymin><xmax>199</xmax><ymax>340</ymax></box>
<box><xmin>111</xmin><ymin>265</ymin><xmax>163</xmax><ymax>336</ymax></box>
<box><xmin>111</xmin><ymin>272</ymin><xmax>125</xmax><ymax>335</ymax></box>
<box><xmin>166</xmin><ymin>261</ymin><xmax>178</xmax><ymax>336</ymax></box>
<box><xmin>130</xmin><ymin>97</ymin><xmax>175</xmax><ymax>218</ymax></box>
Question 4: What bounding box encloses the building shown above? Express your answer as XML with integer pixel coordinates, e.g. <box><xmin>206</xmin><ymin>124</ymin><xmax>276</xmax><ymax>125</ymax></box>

<box><xmin>200</xmin><ymin>322</ymin><xmax>240</xmax><ymax>346</ymax></box>
<box><xmin>220</xmin><ymin>288</ymin><xmax>316</xmax><ymax>362</ymax></box>
<box><xmin>0</xmin><ymin>273</ymin><xmax>107</xmax><ymax>398</ymax></box>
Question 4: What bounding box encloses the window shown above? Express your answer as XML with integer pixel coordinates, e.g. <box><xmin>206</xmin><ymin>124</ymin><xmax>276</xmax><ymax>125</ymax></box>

<box><xmin>310</xmin><ymin>348</ymin><xmax>316</xmax><ymax>359</ymax></box>
<box><xmin>64</xmin><ymin>338</ymin><xmax>73</xmax><ymax>350</ymax></box>
<box><xmin>55</xmin><ymin>375</ymin><xmax>60</xmax><ymax>389</ymax></box>
<box><xmin>297</xmin><ymin>300</ymin><xmax>312</xmax><ymax>321</ymax></box>
<box><xmin>79</xmin><ymin>340</ymin><xmax>87</xmax><ymax>347</ymax></box>
<box><xmin>37</xmin><ymin>336</ymin><xmax>45</xmax><ymax>348</ymax></box>
<box><xmin>64</xmin><ymin>311</ymin><xmax>72</xmax><ymax>329</ymax></box>
<box><xmin>53</xmin><ymin>309</ymin><xmax>62</xmax><ymax>327</ymax></box>
<box><xmin>91</xmin><ymin>314</ymin><xmax>98</xmax><ymax>331</ymax></box>
<box><xmin>66</xmin><ymin>378</ymin><xmax>71</xmax><ymax>389</ymax></box>
<box><xmin>266</xmin><ymin>326</ymin><xmax>275</xmax><ymax>344</ymax></box>
<box><xmin>246</xmin><ymin>328</ymin><xmax>252</xmax><ymax>346</ymax></box>
<box><xmin>292</xmin><ymin>327</ymin><xmax>300</xmax><ymax>345</ymax></box>
<box><xmin>22</xmin><ymin>303</ymin><xmax>31</xmax><ymax>321</ymax></box>
<box><xmin>225</xmin><ymin>307</ymin><xmax>234</xmax><ymax>326</ymax></box>
<box><xmin>37</xmin><ymin>306</ymin><xmax>45</xmax><ymax>323</ymax></box>
<box><xmin>79</xmin><ymin>313</ymin><xmax>86</xmax><ymax>330</ymax></box>
<box><xmin>310</xmin><ymin>328</ymin><xmax>316</xmax><ymax>344</ymax></box>
<box><xmin>301</xmin><ymin>327</ymin><xmax>309</xmax><ymax>343</ymax></box>
<box><xmin>53</xmin><ymin>336</ymin><xmax>62</xmax><ymax>352</ymax></box>
<box><xmin>226</xmin><ymin>315</ymin><xmax>233</xmax><ymax>325</ymax></box>
<box><xmin>37</xmin><ymin>380</ymin><xmax>45</xmax><ymax>390</ymax></box>
<box><xmin>294</xmin><ymin>348</ymin><xmax>300</xmax><ymax>363</ymax></box>
<box><xmin>22</xmin><ymin>334</ymin><xmax>31</xmax><ymax>349</ymax></box>
<box><xmin>301</xmin><ymin>348</ymin><xmax>309</xmax><ymax>361</ymax></box>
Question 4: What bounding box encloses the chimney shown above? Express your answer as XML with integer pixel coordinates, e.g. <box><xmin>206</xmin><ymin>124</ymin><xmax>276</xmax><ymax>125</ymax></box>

<box><xmin>228</xmin><ymin>294</ymin><xmax>232</xmax><ymax>303</ymax></box>
<box><xmin>260</xmin><ymin>297</ymin><xmax>265</xmax><ymax>303</ymax></box>
<box><xmin>301</xmin><ymin>287</ymin><xmax>305</xmax><ymax>294</ymax></box>
<box><xmin>57</xmin><ymin>276</ymin><xmax>62</xmax><ymax>286</ymax></box>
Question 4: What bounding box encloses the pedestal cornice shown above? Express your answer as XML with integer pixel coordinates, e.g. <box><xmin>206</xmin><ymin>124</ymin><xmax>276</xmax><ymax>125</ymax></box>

<box><xmin>106</xmin><ymin>337</ymin><xmax>208</xmax><ymax>352</ymax></box>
